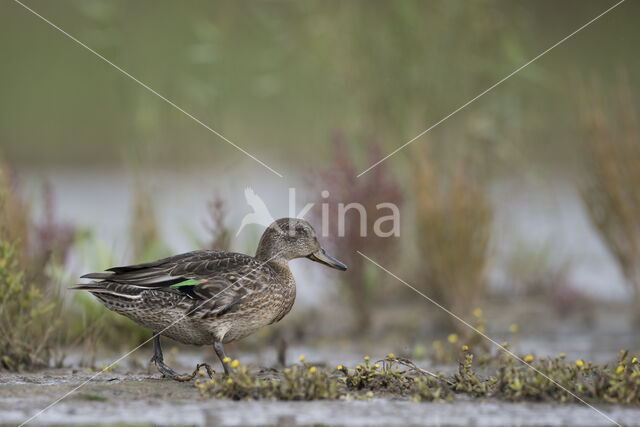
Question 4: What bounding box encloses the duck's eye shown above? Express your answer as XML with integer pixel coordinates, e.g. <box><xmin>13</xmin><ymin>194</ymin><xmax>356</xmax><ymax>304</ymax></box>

<box><xmin>296</xmin><ymin>225</ymin><xmax>310</xmax><ymax>236</ymax></box>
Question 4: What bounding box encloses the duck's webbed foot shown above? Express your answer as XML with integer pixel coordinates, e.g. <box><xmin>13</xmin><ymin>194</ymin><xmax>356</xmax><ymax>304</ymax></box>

<box><xmin>156</xmin><ymin>361</ymin><xmax>215</xmax><ymax>382</ymax></box>
<box><xmin>151</xmin><ymin>334</ymin><xmax>214</xmax><ymax>382</ymax></box>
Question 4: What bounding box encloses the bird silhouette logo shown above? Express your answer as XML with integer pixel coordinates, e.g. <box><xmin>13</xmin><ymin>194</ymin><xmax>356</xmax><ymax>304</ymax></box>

<box><xmin>236</xmin><ymin>187</ymin><xmax>276</xmax><ymax>236</ymax></box>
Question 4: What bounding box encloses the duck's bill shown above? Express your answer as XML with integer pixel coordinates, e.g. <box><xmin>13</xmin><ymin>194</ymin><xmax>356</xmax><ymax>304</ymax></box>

<box><xmin>307</xmin><ymin>247</ymin><xmax>347</xmax><ymax>271</ymax></box>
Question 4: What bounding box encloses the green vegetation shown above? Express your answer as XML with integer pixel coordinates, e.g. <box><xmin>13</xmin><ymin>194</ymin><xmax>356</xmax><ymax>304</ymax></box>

<box><xmin>0</xmin><ymin>166</ymin><xmax>68</xmax><ymax>370</ymax></box>
<box><xmin>194</xmin><ymin>351</ymin><xmax>640</xmax><ymax>405</ymax></box>
<box><xmin>2</xmin><ymin>1</ymin><xmax>637</xmax><ymax>169</ymax></box>
<box><xmin>0</xmin><ymin>239</ymin><xmax>61</xmax><ymax>370</ymax></box>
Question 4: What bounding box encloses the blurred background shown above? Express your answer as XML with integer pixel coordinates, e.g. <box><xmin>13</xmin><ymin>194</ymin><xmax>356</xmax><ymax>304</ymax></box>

<box><xmin>1</xmin><ymin>0</ymin><xmax>639</xmax><ymax>370</ymax></box>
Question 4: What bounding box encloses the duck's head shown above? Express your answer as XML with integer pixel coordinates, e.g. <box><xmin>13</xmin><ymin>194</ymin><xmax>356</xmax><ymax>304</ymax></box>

<box><xmin>255</xmin><ymin>218</ymin><xmax>347</xmax><ymax>271</ymax></box>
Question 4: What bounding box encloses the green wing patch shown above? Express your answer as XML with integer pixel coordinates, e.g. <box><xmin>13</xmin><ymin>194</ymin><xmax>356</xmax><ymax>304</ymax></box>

<box><xmin>170</xmin><ymin>279</ymin><xmax>200</xmax><ymax>288</ymax></box>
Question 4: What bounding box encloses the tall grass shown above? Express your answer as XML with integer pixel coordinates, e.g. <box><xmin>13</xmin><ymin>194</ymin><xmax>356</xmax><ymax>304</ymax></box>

<box><xmin>413</xmin><ymin>146</ymin><xmax>492</xmax><ymax>329</ymax></box>
<box><xmin>579</xmin><ymin>77</ymin><xmax>640</xmax><ymax>324</ymax></box>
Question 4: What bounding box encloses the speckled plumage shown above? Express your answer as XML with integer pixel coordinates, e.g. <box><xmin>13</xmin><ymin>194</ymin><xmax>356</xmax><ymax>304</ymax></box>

<box><xmin>74</xmin><ymin>218</ymin><xmax>346</xmax><ymax>378</ymax></box>
<box><xmin>86</xmin><ymin>251</ymin><xmax>296</xmax><ymax>345</ymax></box>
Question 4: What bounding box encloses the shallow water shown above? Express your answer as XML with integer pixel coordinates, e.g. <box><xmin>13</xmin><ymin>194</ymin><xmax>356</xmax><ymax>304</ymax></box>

<box><xmin>1</xmin><ymin>368</ymin><xmax>639</xmax><ymax>426</ymax></box>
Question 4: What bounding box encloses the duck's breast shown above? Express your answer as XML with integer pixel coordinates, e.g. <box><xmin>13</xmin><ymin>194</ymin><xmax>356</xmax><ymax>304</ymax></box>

<box><xmin>215</xmin><ymin>278</ymin><xmax>296</xmax><ymax>343</ymax></box>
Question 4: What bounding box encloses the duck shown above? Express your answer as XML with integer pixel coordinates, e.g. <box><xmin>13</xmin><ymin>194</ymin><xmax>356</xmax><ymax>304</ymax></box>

<box><xmin>74</xmin><ymin>218</ymin><xmax>346</xmax><ymax>380</ymax></box>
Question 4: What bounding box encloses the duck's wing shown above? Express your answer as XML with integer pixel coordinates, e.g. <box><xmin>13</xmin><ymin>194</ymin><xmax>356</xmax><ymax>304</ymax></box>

<box><xmin>74</xmin><ymin>250</ymin><xmax>274</xmax><ymax>317</ymax></box>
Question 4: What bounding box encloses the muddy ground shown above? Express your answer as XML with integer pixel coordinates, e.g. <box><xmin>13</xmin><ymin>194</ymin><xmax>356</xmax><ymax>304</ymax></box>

<box><xmin>1</xmin><ymin>367</ymin><xmax>640</xmax><ymax>426</ymax></box>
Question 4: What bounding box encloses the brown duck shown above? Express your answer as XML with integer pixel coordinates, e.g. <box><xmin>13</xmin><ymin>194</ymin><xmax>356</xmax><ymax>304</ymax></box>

<box><xmin>74</xmin><ymin>218</ymin><xmax>346</xmax><ymax>379</ymax></box>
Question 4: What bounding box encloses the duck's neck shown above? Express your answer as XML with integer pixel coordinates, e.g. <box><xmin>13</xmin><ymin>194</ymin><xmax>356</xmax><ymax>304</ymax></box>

<box><xmin>255</xmin><ymin>240</ymin><xmax>289</xmax><ymax>266</ymax></box>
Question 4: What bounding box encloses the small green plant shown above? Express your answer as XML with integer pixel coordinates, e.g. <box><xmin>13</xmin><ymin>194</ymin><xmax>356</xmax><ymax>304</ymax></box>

<box><xmin>0</xmin><ymin>164</ymin><xmax>70</xmax><ymax>370</ymax></box>
<box><xmin>194</xmin><ymin>351</ymin><xmax>640</xmax><ymax>405</ymax></box>
<box><xmin>0</xmin><ymin>239</ymin><xmax>62</xmax><ymax>369</ymax></box>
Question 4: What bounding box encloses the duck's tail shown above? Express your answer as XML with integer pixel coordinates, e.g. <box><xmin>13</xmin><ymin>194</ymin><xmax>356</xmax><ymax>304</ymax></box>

<box><xmin>70</xmin><ymin>282</ymin><xmax>144</xmax><ymax>300</ymax></box>
<box><xmin>70</xmin><ymin>272</ymin><xmax>115</xmax><ymax>291</ymax></box>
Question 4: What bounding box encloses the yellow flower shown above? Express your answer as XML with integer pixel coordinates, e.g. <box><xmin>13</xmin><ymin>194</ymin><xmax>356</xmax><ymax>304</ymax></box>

<box><xmin>309</xmin><ymin>366</ymin><xmax>316</xmax><ymax>374</ymax></box>
<box><xmin>374</xmin><ymin>364</ymin><xmax>380</xmax><ymax>369</ymax></box>
<box><xmin>226</xmin><ymin>378</ymin><xmax>233</xmax><ymax>384</ymax></box>
<box><xmin>298</xmin><ymin>355</ymin><xmax>305</xmax><ymax>362</ymax></box>
<box><xmin>284</xmin><ymin>368</ymin><xmax>290</xmax><ymax>375</ymax></box>
<box><xmin>473</xmin><ymin>308</ymin><xmax>483</xmax><ymax>318</ymax></box>
<box><xmin>222</xmin><ymin>357</ymin><xmax>231</xmax><ymax>364</ymax></box>
<box><xmin>501</xmin><ymin>341</ymin><xmax>509</xmax><ymax>347</ymax></box>
<box><xmin>413</xmin><ymin>377</ymin><xmax>420</xmax><ymax>382</ymax></box>
<box><xmin>447</xmin><ymin>333</ymin><xmax>458</xmax><ymax>344</ymax></box>
<box><xmin>616</xmin><ymin>365</ymin><xmax>624</xmax><ymax>374</ymax></box>
<box><xmin>231</xmin><ymin>359</ymin><xmax>239</xmax><ymax>368</ymax></box>
<box><xmin>524</xmin><ymin>355</ymin><xmax>534</xmax><ymax>363</ymax></box>
<box><xmin>632</xmin><ymin>357</ymin><xmax>638</xmax><ymax>364</ymax></box>
<box><xmin>364</xmin><ymin>356</ymin><xmax>370</xmax><ymax>362</ymax></box>
<box><xmin>356</xmin><ymin>365</ymin><xmax>362</xmax><ymax>370</ymax></box>
<box><xmin>576</xmin><ymin>360</ymin><xmax>584</xmax><ymax>368</ymax></box>
<box><xmin>461</xmin><ymin>345</ymin><xmax>469</xmax><ymax>351</ymax></box>
<box><xmin>387</xmin><ymin>353</ymin><xmax>395</xmax><ymax>359</ymax></box>
<box><xmin>337</xmin><ymin>365</ymin><xmax>343</xmax><ymax>370</ymax></box>
<box><xmin>509</xmin><ymin>323</ymin><xmax>518</xmax><ymax>334</ymax></box>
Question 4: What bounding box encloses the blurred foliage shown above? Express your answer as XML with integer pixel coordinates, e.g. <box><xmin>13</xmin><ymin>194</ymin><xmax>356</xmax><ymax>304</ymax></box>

<box><xmin>202</xmin><ymin>193</ymin><xmax>232</xmax><ymax>251</ymax></box>
<box><xmin>0</xmin><ymin>163</ymin><xmax>73</xmax><ymax>370</ymax></box>
<box><xmin>580</xmin><ymin>75</ymin><xmax>640</xmax><ymax>324</ymax></box>
<box><xmin>309</xmin><ymin>135</ymin><xmax>402</xmax><ymax>333</ymax></box>
<box><xmin>2</xmin><ymin>0</ymin><xmax>638</xmax><ymax>171</ymax></box>
<box><xmin>413</xmin><ymin>145</ymin><xmax>493</xmax><ymax>329</ymax></box>
<box><xmin>0</xmin><ymin>239</ymin><xmax>61</xmax><ymax>370</ymax></box>
<box><xmin>0</xmin><ymin>162</ymin><xmax>155</xmax><ymax>368</ymax></box>
<box><xmin>501</xmin><ymin>239</ymin><xmax>570</xmax><ymax>297</ymax></box>
<box><xmin>129</xmin><ymin>178</ymin><xmax>171</xmax><ymax>263</ymax></box>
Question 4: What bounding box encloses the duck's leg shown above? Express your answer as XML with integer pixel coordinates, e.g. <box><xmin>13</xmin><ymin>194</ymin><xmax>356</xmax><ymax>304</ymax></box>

<box><xmin>213</xmin><ymin>341</ymin><xmax>230</xmax><ymax>375</ymax></box>
<box><xmin>151</xmin><ymin>334</ymin><xmax>182</xmax><ymax>379</ymax></box>
<box><xmin>151</xmin><ymin>334</ymin><xmax>215</xmax><ymax>381</ymax></box>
